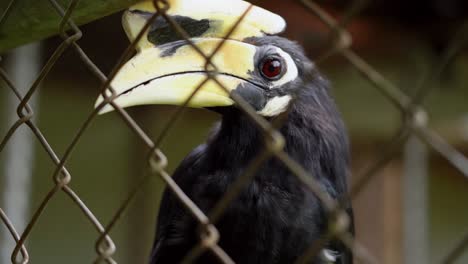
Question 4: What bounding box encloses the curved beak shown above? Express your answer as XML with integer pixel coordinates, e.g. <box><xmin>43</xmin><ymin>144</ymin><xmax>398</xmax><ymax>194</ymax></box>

<box><xmin>95</xmin><ymin>38</ymin><xmax>259</xmax><ymax>114</ymax></box>
<box><xmin>94</xmin><ymin>0</ymin><xmax>286</xmax><ymax>114</ymax></box>
<box><xmin>123</xmin><ymin>0</ymin><xmax>285</xmax><ymax>51</ymax></box>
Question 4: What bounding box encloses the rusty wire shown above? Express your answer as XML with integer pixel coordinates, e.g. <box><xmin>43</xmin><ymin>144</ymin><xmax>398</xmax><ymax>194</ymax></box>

<box><xmin>0</xmin><ymin>0</ymin><xmax>467</xmax><ymax>263</ymax></box>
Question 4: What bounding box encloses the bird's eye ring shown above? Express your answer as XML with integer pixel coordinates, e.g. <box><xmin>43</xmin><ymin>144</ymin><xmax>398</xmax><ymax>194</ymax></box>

<box><xmin>259</xmin><ymin>56</ymin><xmax>285</xmax><ymax>81</ymax></box>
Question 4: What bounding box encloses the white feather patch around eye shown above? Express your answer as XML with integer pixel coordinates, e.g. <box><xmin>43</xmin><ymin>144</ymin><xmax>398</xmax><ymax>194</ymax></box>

<box><xmin>321</xmin><ymin>248</ymin><xmax>340</xmax><ymax>263</ymax></box>
<box><xmin>257</xmin><ymin>95</ymin><xmax>292</xmax><ymax>117</ymax></box>
<box><xmin>269</xmin><ymin>47</ymin><xmax>299</xmax><ymax>88</ymax></box>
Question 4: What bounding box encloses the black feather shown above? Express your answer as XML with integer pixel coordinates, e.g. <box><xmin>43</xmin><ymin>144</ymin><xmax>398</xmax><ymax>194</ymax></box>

<box><xmin>150</xmin><ymin>36</ymin><xmax>353</xmax><ymax>264</ymax></box>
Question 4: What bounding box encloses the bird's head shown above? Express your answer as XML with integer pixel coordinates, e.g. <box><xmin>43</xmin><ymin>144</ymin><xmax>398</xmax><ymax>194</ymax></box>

<box><xmin>95</xmin><ymin>0</ymin><xmax>321</xmax><ymax>119</ymax></box>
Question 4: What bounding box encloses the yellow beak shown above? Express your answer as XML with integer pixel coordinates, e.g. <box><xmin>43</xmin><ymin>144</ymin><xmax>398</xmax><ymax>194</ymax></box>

<box><xmin>95</xmin><ymin>38</ymin><xmax>259</xmax><ymax>114</ymax></box>
<box><xmin>94</xmin><ymin>0</ymin><xmax>286</xmax><ymax>114</ymax></box>
<box><xmin>123</xmin><ymin>0</ymin><xmax>285</xmax><ymax>51</ymax></box>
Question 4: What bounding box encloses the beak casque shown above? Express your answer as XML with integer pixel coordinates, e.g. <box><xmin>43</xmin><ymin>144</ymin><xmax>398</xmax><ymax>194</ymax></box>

<box><xmin>95</xmin><ymin>0</ymin><xmax>286</xmax><ymax>114</ymax></box>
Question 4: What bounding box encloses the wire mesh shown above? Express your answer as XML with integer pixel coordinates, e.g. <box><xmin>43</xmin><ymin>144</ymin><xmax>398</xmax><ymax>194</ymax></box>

<box><xmin>0</xmin><ymin>0</ymin><xmax>467</xmax><ymax>263</ymax></box>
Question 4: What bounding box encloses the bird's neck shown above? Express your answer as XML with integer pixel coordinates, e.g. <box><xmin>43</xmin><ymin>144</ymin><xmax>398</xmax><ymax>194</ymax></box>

<box><xmin>206</xmin><ymin>90</ymin><xmax>349</xmax><ymax>193</ymax></box>
<box><xmin>206</xmin><ymin>105</ymin><xmax>319</xmax><ymax>171</ymax></box>
<box><xmin>211</xmin><ymin>109</ymin><xmax>268</xmax><ymax>164</ymax></box>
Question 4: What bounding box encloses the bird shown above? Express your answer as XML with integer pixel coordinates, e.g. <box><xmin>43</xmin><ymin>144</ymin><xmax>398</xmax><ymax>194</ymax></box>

<box><xmin>95</xmin><ymin>0</ymin><xmax>354</xmax><ymax>263</ymax></box>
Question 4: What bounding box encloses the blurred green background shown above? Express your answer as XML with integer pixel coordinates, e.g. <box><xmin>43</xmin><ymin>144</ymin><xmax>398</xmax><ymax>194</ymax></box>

<box><xmin>1</xmin><ymin>0</ymin><xmax>468</xmax><ymax>263</ymax></box>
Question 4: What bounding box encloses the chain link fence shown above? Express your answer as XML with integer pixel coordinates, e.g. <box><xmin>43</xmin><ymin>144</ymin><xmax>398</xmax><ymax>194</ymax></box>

<box><xmin>1</xmin><ymin>0</ymin><xmax>468</xmax><ymax>263</ymax></box>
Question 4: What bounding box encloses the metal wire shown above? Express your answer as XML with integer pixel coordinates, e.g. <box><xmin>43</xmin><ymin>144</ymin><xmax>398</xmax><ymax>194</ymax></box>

<box><xmin>0</xmin><ymin>0</ymin><xmax>467</xmax><ymax>263</ymax></box>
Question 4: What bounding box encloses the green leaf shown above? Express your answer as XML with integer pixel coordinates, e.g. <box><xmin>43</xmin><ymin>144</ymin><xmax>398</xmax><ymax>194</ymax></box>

<box><xmin>0</xmin><ymin>0</ymin><xmax>141</xmax><ymax>52</ymax></box>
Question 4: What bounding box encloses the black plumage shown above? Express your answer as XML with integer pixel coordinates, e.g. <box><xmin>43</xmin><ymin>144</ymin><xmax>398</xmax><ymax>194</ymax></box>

<box><xmin>150</xmin><ymin>36</ymin><xmax>353</xmax><ymax>264</ymax></box>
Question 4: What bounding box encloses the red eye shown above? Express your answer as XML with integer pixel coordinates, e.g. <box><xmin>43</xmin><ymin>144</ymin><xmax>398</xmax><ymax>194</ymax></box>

<box><xmin>261</xmin><ymin>58</ymin><xmax>283</xmax><ymax>79</ymax></box>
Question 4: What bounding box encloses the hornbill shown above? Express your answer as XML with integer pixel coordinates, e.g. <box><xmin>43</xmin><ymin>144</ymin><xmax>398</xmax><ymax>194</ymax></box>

<box><xmin>96</xmin><ymin>0</ymin><xmax>354</xmax><ymax>263</ymax></box>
